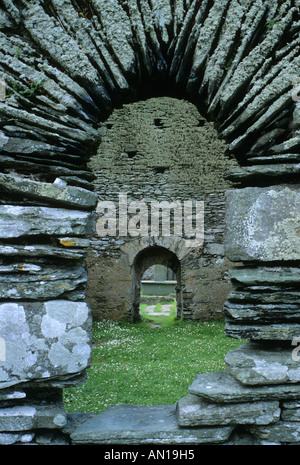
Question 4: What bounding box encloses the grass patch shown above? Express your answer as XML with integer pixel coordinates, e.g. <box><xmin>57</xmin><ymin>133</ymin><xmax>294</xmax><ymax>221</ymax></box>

<box><xmin>140</xmin><ymin>299</ymin><xmax>177</xmax><ymax>327</ymax></box>
<box><xmin>63</xmin><ymin>308</ymin><xmax>247</xmax><ymax>414</ymax></box>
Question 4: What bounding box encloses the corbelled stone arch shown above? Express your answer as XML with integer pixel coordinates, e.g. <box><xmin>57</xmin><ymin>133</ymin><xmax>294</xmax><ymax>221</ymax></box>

<box><xmin>132</xmin><ymin>245</ymin><xmax>182</xmax><ymax>322</ymax></box>
<box><xmin>0</xmin><ymin>0</ymin><xmax>299</xmax><ymax>445</ymax></box>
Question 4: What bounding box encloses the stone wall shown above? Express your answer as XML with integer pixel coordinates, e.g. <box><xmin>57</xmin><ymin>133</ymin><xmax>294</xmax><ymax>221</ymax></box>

<box><xmin>0</xmin><ymin>0</ymin><xmax>299</xmax><ymax>445</ymax></box>
<box><xmin>86</xmin><ymin>96</ymin><xmax>238</xmax><ymax>321</ymax></box>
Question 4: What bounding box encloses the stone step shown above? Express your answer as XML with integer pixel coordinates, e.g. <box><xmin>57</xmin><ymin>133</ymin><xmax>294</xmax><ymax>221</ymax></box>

<box><xmin>70</xmin><ymin>405</ymin><xmax>234</xmax><ymax>445</ymax></box>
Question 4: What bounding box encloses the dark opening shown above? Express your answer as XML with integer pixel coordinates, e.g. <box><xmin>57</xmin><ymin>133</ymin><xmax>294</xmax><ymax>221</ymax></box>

<box><xmin>132</xmin><ymin>246</ymin><xmax>182</xmax><ymax>323</ymax></box>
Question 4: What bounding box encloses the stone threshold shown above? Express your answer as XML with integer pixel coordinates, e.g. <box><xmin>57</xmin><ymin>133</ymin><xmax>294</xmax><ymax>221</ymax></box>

<box><xmin>69</xmin><ymin>404</ymin><xmax>234</xmax><ymax>445</ymax></box>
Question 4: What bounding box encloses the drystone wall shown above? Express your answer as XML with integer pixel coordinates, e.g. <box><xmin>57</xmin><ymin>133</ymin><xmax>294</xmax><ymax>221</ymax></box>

<box><xmin>0</xmin><ymin>0</ymin><xmax>299</xmax><ymax>446</ymax></box>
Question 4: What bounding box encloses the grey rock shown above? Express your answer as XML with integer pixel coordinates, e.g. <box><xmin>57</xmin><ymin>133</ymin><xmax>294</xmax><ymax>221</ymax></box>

<box><xmin>0</xmin><ymin>9</ymin><xmax>13</xmax><ymax>30</ymax></box>
<box><xmin>177</xmin><ymin>393</ymin><xmax>280</xmax><ymax>427</ymax></box>
<box><xmin>249</xmin><ymin>421</ymin><xmax>300</xmax><ymax>445</ymax></box>
<box><xmin>0</xmin><ymin>263</ymin><xmax>87</xmax><ymax>300</ymax></box>
<box><xmin>70</xmin><ymin>404</ymin><xmax>234</xmax><ymax>445</ymax></box>
<box><xmin>0</xmin><ymin>432</ymin><xmax>35</xmax><ymax>445</ymax></box>
<box><xmin>225</xmin><ymin>322</ymin><xmax>300</xmax><ymax>341</ymax></box>
<box><xmin>0</xmin><ymin>102</ymin><xmax>99</xmax><ymax>147</ymax></box>
<box><xmin>224</xmin><ymin>301</ymin><xmax>300</xmax><ymax>323</ymax></box>
<box><xmin>228</xmin><ymin>50</ymin><xmax>300</xmax><ymax>153</ymax></box>
<box><xmin>188</xmin><ymin>371</ymin><xmax>300</xmax><ymax>403</ymax></box>
<box><xmin>23</xmin><ymin>370</ymin><xmax>88</xmax><ymax>389</ymax></box>
<box><xmin>225</xmin><ymin>342</ymin><xmax>300</xmax><ymax>385</ymax></box>
<box><xmin>229</xmin><ymin>266</ymin><xmax>300</xmax><ymax>285</ymax></box>
<box><xmin>0</xmin><ymin>401</ymin><xmax>67</xmax><ymax>432</ymax></box>
<box><xmin>34</xmin><ymin>430</ymin><xmax>69</xmax><ymax>445</ymax></box>
<box><xmin>91</xmin><ymin>0</ymin><xmax>136</xmax><ymax>75</ymax></box>
<box><xmin>227</xmin><ymin>288</ymin><xmax>300</xmax><ymax>305</ymax></box>
<box><xmin>224</xmin><ymin>164</ymin><xmax>300</xmax><ymax>183</ymax></box>
<box><xmin>0</xmin><ymin>173</ymin><xmax>98</xmax><ymax>209</ymax></box>
<box><xmin>215</xmin><ymin>3</ymin><xmax>293</xmax><ymax>121</ymax></box>
<box><xmin>0</xmin><ymin>205</ymin><xmax>95</xmax><ymax>239</ymax></box>
<box><xmin>225</xmin><ymin>186</ymin><xmax>300</xmax><ymax>262</ymax></box>
<box><xmin>188</xmin><ymin>0</ymin><xmax>231</xmax><ymax>83</ymax></box>
<box><xmin>22</xmin><ymin>3</ymin><xmax>101</xmax><ymax>88</ymax></box>
<box><xmin>0</xmin><ymin>300</ymin><xmax>92</xmax><ymax>389</ymax></box>
<box><xmin>0</xmin><ymin>243</ymin><xmax>87</xmax><ymax>260</ymax></box>
<box><xmin>281</xmin><ymin>401</ymin><xmax>300</xmax><ymax>421</ymax></box>
<box><xmin>0</xmin><ymin>387</ymin><xmax>26</xmax><ymax>402</ymax></box>
<box><xmin>62</xmin><ymin>411</ymin><xmax>95</xmax><ymax>436</ymax></box>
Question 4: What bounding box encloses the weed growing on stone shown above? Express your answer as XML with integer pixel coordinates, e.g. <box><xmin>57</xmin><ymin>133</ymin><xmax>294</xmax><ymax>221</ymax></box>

<box><xmin>6</xmin><ymin>80</ymin><xmax>44</xmax><ymax>99</ymax></box>
<box><xmin>63</xmin><ymin>312</ymin><xmax>247</xmax><ymax>414</ymax></box>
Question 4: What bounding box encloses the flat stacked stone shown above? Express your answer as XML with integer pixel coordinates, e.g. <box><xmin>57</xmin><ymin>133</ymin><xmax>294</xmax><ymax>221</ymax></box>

<box><xmin>0</xmin><ymin>174</ymin><xmax>95</xmax><ymax>444</ymax></box>
<box><xmin>176</xmin><ymin>369</ymin><xmax>300</xmax><ymax>444</ymax></box>
<box><xmin>70</xmin><ymin>404</ymin><xmax>234</xmax><ymax>445</ymax></box>
<box><xmin>224</xmin><ymin>186</ymin><xmax>300</xmax><ymax>341</ymax></box>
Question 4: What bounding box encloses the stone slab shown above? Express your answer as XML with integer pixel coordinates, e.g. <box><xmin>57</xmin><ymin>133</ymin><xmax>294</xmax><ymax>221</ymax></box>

<box><xmin>0</xmin><ymin>243</ymin><xmax>87</xmax><ymax>260</ymax></box>
<box><xmin>0</xmin><ymin>173</ymin><xmax>98</xmax><ymax>209</ymax></box>
<box><xmin>0</xmin><ymin>300</ymin><xmax>92</xmax><ymax>389</ymax></box>
<box><xmin>225</xmin><ymin>342</ymin><xmax>300</xmax><ymax>385</ymax></box>
<box><xmin>188</xmin><ymin>371</ymin><xmax>300</xmax><ymax>403</ymax></box>
<box><xmin>0</xmin><ymin>401</ymin><xmax>67</xmax><ymax>432</ymax></box>
<box><xmin>0</xmin><ymin>205</ymin><xmax>95</xmax><ymax>239</ymax></box>
<box><xmin>70</xmin><ymin>405</ymin><xmax>234</xmax><ymax>445</ymax></box>
<box><xmin>229</xmin><ymin>266</ymin><xmax>300</xmax><ymax>285</ymax></box>
<box><xmin>0</xmin><ymin>264</ymin><xmax>87</xmax><ymax>300</ymax></box>
<box><xmin>281</xmin><ymin>400</ymin><xmax>300</xmax><ymax>423</ymax></box>
<box><xmin>224</xmin><ymin>301</ymin><xmax>300</xmax><ymax>323</ymax></box>
<box><xmin>0</xmin><ymin>432</ymin><xmax>35</xmax><ymax>445</ymax></box>
<box><xmin>224</xmin><ymin>164</ymin><xmax>300</xmax><ymax>183</ymax></box>
<box><xmin>225</xmin><ymin>186</ymin><xmax>300</xmax><ymax>262</ymax></box>
<box><xmin>225</xmin><ymin>322</ymin><xmax>300</xmax><ymax>341</ymax></box>
<box><xmin>249</xmin><ymin>421</ymin><xmax>300</xmax><ymax>444</ymax></box>
<box><xmin>177</xmin><ymin>394</ymin><xmax>280</xmax><ymax>427</ymax></box>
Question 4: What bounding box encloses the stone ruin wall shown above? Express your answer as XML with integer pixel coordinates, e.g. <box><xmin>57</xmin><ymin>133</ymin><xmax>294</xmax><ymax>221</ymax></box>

<box><xmin>0</xmin><ymin>0</ymin><xmax>299</xmax><ymax>446</ymax></box>
<box><xmin>86</xmin><ymin>96</ymin><xmax>239</xmax><ymax>321</ymax></box>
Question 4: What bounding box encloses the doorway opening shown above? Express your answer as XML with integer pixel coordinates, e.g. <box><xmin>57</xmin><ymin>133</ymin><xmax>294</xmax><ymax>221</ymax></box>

<box><xmin>140</xmin><ymin>264</ymin><xmax>177</xmax><ymax>324</ymax></box>
<box><xmin>132</xmin><ymin>246</ymin><xmax>182</xmax><ymax>323</ymax></box>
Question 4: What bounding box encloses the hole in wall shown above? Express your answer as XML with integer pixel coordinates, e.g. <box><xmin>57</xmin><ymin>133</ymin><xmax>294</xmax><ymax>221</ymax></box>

<box><xmin>132</xmin><ymin>246</ymin><xmax>182</xmax><ymax>323</ymax></box>
<box><xmin>154</xmin><ymin>118</ymin><xmax>164</xmax><ymax>128</ymax></box>
<box><xmin>127</xmin><ymin>151</ymin><xmax>138</xmax><ymax>159</ymax></box>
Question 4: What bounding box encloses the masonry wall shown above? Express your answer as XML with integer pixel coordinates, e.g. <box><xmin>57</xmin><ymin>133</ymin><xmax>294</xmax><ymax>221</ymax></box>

<box><xmin>86</xmin><ymin>97</ymin><xmax>239</xmax><ymax>321</ymax></box>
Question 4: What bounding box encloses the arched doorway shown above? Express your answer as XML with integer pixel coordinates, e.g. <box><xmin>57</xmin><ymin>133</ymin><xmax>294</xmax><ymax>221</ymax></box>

<box><xmin>132</xmin><ymin>246</ymin><xmax>182</xmax><ymax>323</ymax></box>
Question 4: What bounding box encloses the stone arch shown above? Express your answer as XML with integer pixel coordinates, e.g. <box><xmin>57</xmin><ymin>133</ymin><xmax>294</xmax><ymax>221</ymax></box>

<box><xmin>132</xmin><ymin>245</ymin><xmax>182</xmax><ymax>322</ymax></box>
<box><xmin>0</xmin><ymin>0</ymin><xmax>299</xmax><ymax>445</ymax></box>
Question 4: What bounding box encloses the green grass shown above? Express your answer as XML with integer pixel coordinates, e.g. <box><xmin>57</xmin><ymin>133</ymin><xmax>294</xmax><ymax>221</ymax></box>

<box><xmin>140</xmin><ymin>299</ymin><xmax>177</xmax><ymax>326</ymax></box>
<box><xmin>63</xmin><ymin>303</ymin><xmax>247</xmax><ymax>414</ymax></box>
